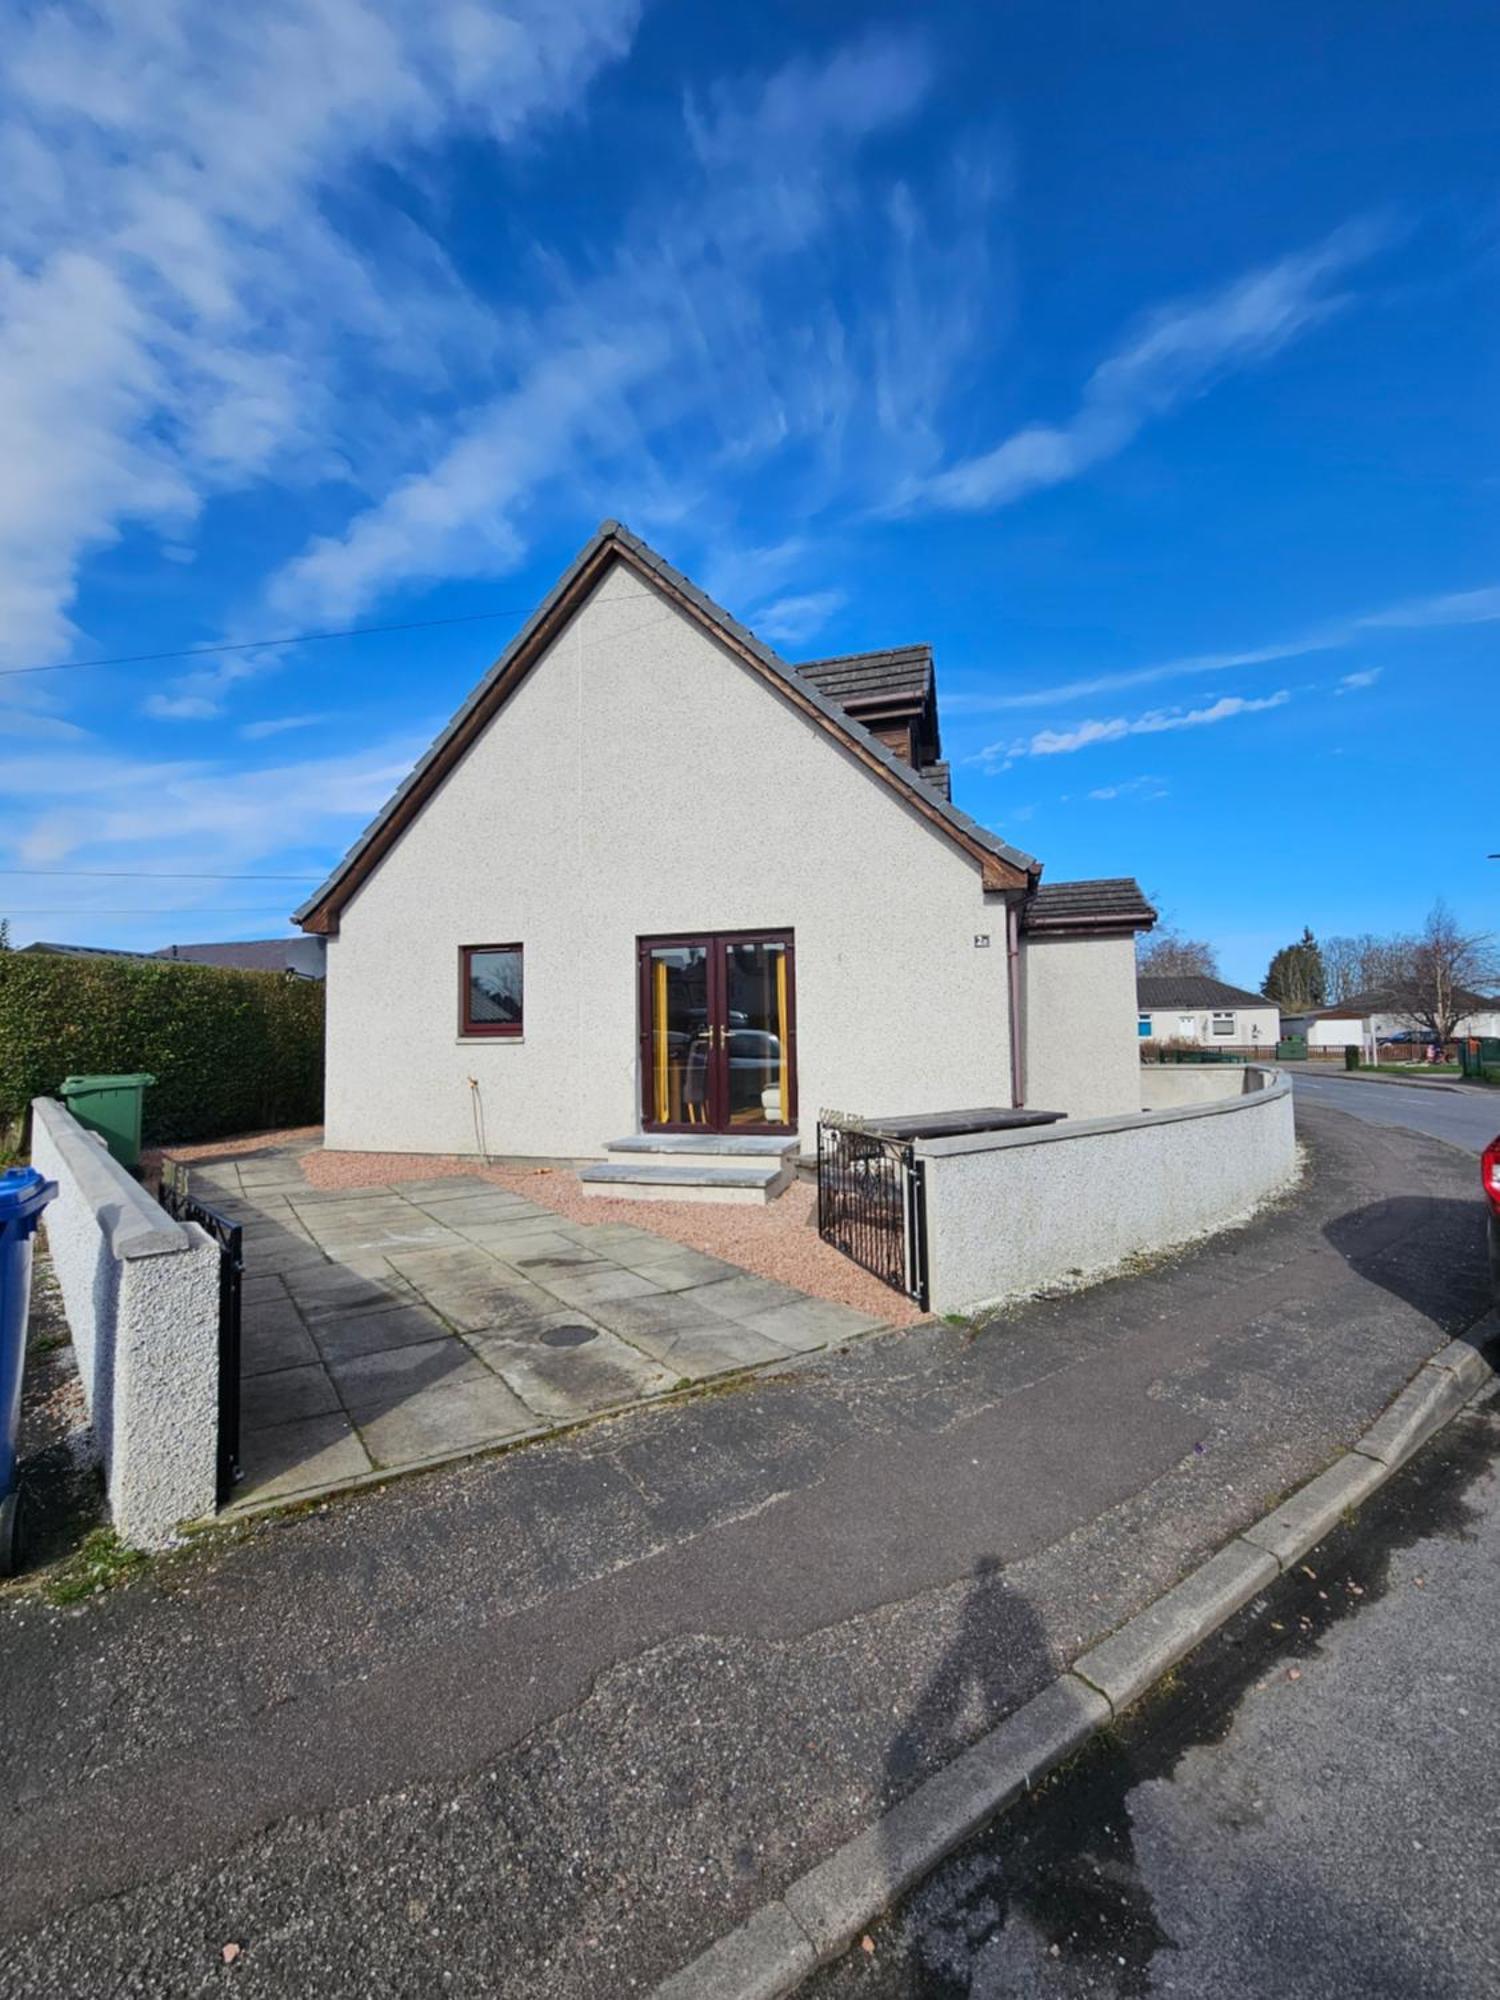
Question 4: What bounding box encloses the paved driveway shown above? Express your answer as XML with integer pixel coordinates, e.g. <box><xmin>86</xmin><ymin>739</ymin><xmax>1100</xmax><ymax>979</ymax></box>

<box><xmin>198</xmin><ymin>1146</ymin><xmax>887</xmax><ymax>1508</ymax></box>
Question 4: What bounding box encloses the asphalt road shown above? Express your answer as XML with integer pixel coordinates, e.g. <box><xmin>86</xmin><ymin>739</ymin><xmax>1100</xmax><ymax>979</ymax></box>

<box><xmin>811</xmin><ymin>1386</ymin><xmax>1500</xmax><ymax>2000</ymax></box>
<box><xmin>0</xmin><ymin>1106</ymin><xmax>1491</xmax><ymax>1998</ymax></box>
<box><xmin>1292</xmin><ymin>1069</ymin><xmax>1498</xmax><ymax>1156</ymax></box>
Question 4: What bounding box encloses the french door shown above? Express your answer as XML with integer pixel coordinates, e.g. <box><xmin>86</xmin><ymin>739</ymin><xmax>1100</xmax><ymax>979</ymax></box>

<box><xmin>638</xmin><ymin>930</ymin><xmax>796</xmax><ymax>1134</ymax></box>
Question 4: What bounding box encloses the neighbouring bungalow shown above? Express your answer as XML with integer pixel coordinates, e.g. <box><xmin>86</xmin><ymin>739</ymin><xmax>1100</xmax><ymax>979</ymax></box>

<box><xmin>19</xmin><ymin>937</ymin><xmax>325</xmax><ymax>977</ymax></box>
<box><xmin>1137</xmin><ymin>974</ymin><xmax>1280</xmax><ymax>1054</ymax></box>
<box><xmin>1282</xmin><ymin>989</ymin><xmax>1500</xmax><ymax>1053</ymax></box>
<box><xmin>294</xmin><ymin>523</ymin><xmax>1157</xmax><ymax>1199</ymax></box>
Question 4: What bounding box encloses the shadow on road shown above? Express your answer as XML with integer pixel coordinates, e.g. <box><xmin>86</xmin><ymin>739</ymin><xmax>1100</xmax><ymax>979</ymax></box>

<box><xmin>1322</xmin><ymin>1195</ymin><xmax>1490</xmax><ymax>1333</ymax></box>
<box><xmin>877</xmin><ymin>1556</ymin><xmax>1056</xmax><ymax>1997</ymax></box>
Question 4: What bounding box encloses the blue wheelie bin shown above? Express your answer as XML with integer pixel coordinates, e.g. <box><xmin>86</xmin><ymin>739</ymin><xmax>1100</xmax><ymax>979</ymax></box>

<box><xmin>0</xmin><ymin>1167</ymin><xmax>58</xmax><ymax>1576</ymax></box>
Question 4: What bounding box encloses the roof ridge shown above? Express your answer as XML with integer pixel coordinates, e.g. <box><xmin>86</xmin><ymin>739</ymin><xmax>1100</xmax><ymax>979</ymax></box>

<box><xmin>797</xmin><ymin>643</ymin><xmax>932</xmax><ymax>667</ymax></box>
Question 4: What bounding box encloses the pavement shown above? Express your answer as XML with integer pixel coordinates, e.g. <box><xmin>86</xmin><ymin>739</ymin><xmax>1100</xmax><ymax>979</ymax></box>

<box><xmin>807</xmin><ymin>1384</ymin><xmax>1500</xmax><ymax>1999</ymax></box>
<box><xmin>0</xmin><ymin>1100</ymin><xmax>1491</xmax><ymax>1998</ymax></box>
<box><xmin>1291</xmin><ymin>1068</ymin><xmax>1499</xmax><ymax>1154</ymax></box>
<box><xmin>204</xmin><ymin>1146</ymin><xmax>884</xmax><ymax>1509</ymax></box>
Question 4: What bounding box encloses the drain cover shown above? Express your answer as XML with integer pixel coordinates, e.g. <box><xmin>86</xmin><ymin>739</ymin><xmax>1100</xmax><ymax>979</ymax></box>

<box><xmin>540</xmin><ymin>1324</ymin><xmax>598</xmax><ymax>1348</ymax></box>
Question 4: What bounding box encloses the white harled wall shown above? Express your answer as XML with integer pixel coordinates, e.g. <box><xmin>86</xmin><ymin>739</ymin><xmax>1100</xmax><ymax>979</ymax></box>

<box><xmin>31</xmin><ymin>1098</ymin><xmax>220</xmax><ymax>1548</ymax></box>
<box><xmin>323</xmin><ymin>563</ymin><xmax>1021</xmax><ymax>1158</ymax></box>
<box><xmin>1021</xmin><ymin>933</ymin><xmax>1142</xmax><ymax>1119</ymax></box>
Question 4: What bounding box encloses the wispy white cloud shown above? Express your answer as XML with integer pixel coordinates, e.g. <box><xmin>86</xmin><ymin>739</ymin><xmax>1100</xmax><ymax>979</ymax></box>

<box><xmin>1086</xmin><ymin>775</ymin><xmax>1169</xmax><ymax>801</ymax></box>
<box><xmin>238</xmin><ymin>712</ymin><xmax>337</xmax><ymax>740</ymax></box>
<box><xmin>1358</xmin><ymin>584</ymin><xmax>1500</xmax><ymax>630</ymax></box>
<box><xmin>1335</xmin><ymin>667</ymin><xmax>1381</xmax><ymax>693</ymax></box>
<box><xmin>0</xmin><ymin>0</ymin><xmax>644</xmax><ymax>670</ymax></box>
<box><xmin>0</xmin><ymin>732</ymin><xmax>424</xmax><ymax>946</ymax></box>
<box><xmin>981</xmin><ymin>690</ymin><xmax>1290</xmax><ymax>766</ymax></box>
<box><xmin>754</xmin><ymin>590</ymin><xmax>848</xmax><ymax>646</ymax></box>
<box><xmin>260</xmin><ymin>31</ymin><xmax>944</xmax><ymax>648</ymax></box>
<box><xmin>946</xmin><ymin>576</ymin><xmax>1500</xmax><ymax>715</ymax></box>
<box><xmin>915</xmin><ymin>219</ymin><xmax>1388</xmax><ymax>514</ymax></box>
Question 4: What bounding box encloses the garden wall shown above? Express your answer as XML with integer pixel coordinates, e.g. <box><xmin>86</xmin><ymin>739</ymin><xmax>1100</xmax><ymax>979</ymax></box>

<box><xmin>32</xmin><ymin>1097</ymin><xmax>220</xmax><ymax>1547</ymax></box>
<box><xmin>919</xmin><ymin>1066</ymin><xmax>1296</xmax><ymax>1315</ymax></box>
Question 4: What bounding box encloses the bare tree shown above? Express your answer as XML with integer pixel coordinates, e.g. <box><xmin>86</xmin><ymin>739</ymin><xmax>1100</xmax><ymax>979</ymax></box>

<box><xmin>1384</xmin><ymin>902</ymin><xmax>1500</xmax><ymax>1043</ymax></box>
<box><xmin>1322</xmin><ymin>931</ymin><xmax>1410</xmax><ymax>1003</ymax></box>
<box><xmin>1138</xmin><ymin>927</ymin><xmax>1219</xmax><ymax>979</ymax></box>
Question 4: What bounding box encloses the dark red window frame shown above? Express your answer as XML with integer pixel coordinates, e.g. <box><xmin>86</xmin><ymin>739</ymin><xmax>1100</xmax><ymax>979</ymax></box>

<box><xmin>460</xmin><ymin>942</ymin><xmax>524</xmax><ymax>1038</ymax></box>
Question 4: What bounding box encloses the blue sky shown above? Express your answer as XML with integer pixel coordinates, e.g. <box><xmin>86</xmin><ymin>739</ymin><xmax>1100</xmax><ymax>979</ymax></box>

<box><xmin>0</xmin><ymin>0</ymin><xmax>1495</xmax><ymax>985</ymax></box>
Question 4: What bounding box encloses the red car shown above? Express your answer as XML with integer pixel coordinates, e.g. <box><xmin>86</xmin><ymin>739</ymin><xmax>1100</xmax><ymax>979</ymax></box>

<box><xmin>1486</xmin><ymin>1135</ymin><xmax>1500</xmax><ymax>1299</ymax></box>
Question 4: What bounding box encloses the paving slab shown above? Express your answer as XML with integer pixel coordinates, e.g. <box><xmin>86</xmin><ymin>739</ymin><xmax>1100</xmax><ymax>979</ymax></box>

<box><xmin>677</xmin><ymin>1273</ymin><xmax>813</xmax><ymax>1324</ymax></box>
<box><xmin>231</xmin><ymin>1410</ymin><xmax>373</xmax><ymax>1506</ymax></box>
<box><xmin>455</xmin><ymin>1224</ymin><xmax>581</xmax><ymax>1261</ymax></box>
<box><xmin>308</xmin><ymin>1219</ymin><xmax>460</xmax><ymax>1256</ymax></box>
<box><xmin>530</xmin><ymin>1266</ymin><xmax>666</xmax><ymax>1310</ymax></box>
<box><xmin>478</xmin><ymin>1325</ymin><xmax>678</xmax><ymax>1420</ymax></box>
<box><xmin>241</xmin><ymin>1305</ymin><xmax>321</xmax><ymax>1378</ymax></box>
<box><xmin>239</xmin><ymin>1236</ymin><xmax>328</xmax><ymax>1277</ymax></box>
<box><xmin>584</xmin><ymin>1290</ymin><xmax>741</xmax><ymax>1342</ymax></box>
<box><xmin>242</xmin><ymin>1272</ymin><xmax>291</xmax><ymax>1307</ymax></box>
<box><xmin>381</xmin><ymin>1250</ymin><xmax>559</xmax><ymax>1334</ymax></box>
<box><xmin>741</xmin><ymin>1298</ymin><xmax>887</xmax><ymax>1350</ymax></box>
<box><xmin>355</xmin><ymin>1374</ymin><xmax>540</xmax><ymax>1466</ymax></box>
<box><xmin>281</xmin><ymin>1263</ymin><xmax>417</xmax><ymax>1323</ymax></box>
<box><xmin>608</xmin><ymin>1245</ymin><xmax>749</xmax><ymax>1291</ymax></box>
<box><xmin>241</xmin><ymin>1363</ymin><xmax>342</xmax><ymax>1431</ymax></box>
<box><xmin>390</xmin><ymin>1177</ymin><xmax>503</xmax><ymax>1200</ymax></box>
<box><xmin>328</xmin><ymin>1336</ymin><xmax>497</xmax><ymax>1422</ymax></box>
<box><xmin>627</xmin><ymin>1320</ymin><xmax>797</xmax><ymax>1381</ymax></box>
<box><xmin>311</xmin><ymin>1302</ymin><xmax>455</xmax><ymax>1366</ymax></box>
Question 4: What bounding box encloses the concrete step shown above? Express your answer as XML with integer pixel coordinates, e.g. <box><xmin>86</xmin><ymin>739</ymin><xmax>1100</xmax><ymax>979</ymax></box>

<box><xmin>578</xmin><ymin>1160</ymin><xmax>795</xmax><ymax>1206</ymax></box>
<box><xmin>604</xmin><ymin>1132</ymin><xmax>799</xmax><ymax>1159</ymax></box>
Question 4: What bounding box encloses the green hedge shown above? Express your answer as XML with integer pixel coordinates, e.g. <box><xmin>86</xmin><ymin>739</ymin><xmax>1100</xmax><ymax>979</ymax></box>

<box><xmin>0</xmin><ymin>953</ymin><xmax>324</xmax><ymax>1145</ymax></box>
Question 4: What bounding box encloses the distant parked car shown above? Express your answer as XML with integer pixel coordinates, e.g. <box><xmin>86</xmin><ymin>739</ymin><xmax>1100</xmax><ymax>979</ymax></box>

<box><xmin>1485</xmin><ymin>1136</ymin><xmax>1500</xmax><ymax>1301</ymax></box>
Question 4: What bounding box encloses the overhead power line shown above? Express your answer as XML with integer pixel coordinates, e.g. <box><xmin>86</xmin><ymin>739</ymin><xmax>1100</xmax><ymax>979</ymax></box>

<box><xmin>0</xmin><ymin>868</ymin><xmax>320</xmax><ymax>880</ymax></box>
<box><xmin>3</xmin><ymin>906</ymin><xmax>302</xmax><ymax>916</ymax></box>
<box><xmin>0</xmin><ymin>583</ymin><xmax>659</xmax><ymax>679</ymax></box>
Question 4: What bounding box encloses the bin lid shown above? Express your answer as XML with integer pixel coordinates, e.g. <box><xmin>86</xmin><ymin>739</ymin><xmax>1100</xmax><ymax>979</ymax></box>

<box><xmin>0</xmin><ymin>1166</ymin><xmax>58</xmax><ymax>1225</ymax></box>
<box><xmin>59</xmin><ymin>1072</ymin><xmax>156</xmax><ymax>1092</ymax></box>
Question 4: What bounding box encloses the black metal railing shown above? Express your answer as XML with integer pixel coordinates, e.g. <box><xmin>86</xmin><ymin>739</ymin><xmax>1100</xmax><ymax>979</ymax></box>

<box><xmin>159</xmin><ymin>1162</ymin><xmax>243</xmax><ymax>1502</ymax></box>
<box><xmin>817</xmin><ymin>1120</ymin><xmax>929</xmax><ymax>1309</ymax></box>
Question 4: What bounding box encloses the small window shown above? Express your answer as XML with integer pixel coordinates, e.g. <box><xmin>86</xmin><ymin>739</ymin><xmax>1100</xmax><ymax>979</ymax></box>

<box><xmin>461</xmin><ymin>944</ymin><xmax>523</xmax><ymax>1036</ymax></box>
<box><xmin>1211</xmin><ymin>1010</ymin><xmax>1235</xmax><ymax>1037</ymax></box>
<box><xmin>1137</xmin><ymin>1014</ymin><xmax>1151</xmax><ymax>1038</ymax></box>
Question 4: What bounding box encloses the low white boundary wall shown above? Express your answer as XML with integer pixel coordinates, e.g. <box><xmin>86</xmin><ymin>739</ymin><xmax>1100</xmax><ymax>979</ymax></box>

<box><xmin>31</xmin><ymin>1097</ymin><xmax>220</xmax><ymax>1548</ymax></box>
<box><xmin>919</xmin><ymin>1066</ymin><xmax>1296</xmax><ymax>1316</ymax></box>
<box><xmin>1138</xmin><ymin>1063</ymin><xmax>1261</xmax><ymax>1109</ymax></box>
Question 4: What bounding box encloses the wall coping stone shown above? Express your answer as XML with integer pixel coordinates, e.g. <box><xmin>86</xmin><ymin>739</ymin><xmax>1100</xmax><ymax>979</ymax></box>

<box><xmin>915</xmin><ymin>1065</ymin><xmax>1288</xmax><ymax>1160</ymax></box>
<box><xmin>31</xmin><ymin>1097</ymin><xmax>190</xmax><ymax>1260</ymax></box>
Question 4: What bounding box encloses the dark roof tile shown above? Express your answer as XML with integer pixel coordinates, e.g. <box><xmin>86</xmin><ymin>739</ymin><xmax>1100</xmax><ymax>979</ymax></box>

<box><xmin>1025</xmin><ymin>878</ymin><xmax>1157</xmax><ymax>935</ymax></box>
<box><xmin>796</xmin><ymin>645</ymin><xmax>932</xmax><ymax>708</ymax></box>
<box><xmin>1137</xmin><ymin>975</ymin><xmax>1272</xmax><ymax>1009</ymax></box>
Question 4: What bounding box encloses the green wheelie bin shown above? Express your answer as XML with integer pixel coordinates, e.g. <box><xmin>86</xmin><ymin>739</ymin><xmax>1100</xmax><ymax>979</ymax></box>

<box><xmin>57</xmin><ymin>1073</ymin><xmax>155</xmax><ymax>1170</ymax></box>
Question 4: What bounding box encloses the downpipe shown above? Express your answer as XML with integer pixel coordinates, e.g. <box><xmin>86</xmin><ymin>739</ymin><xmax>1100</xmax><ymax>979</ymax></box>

<box><xmin>1006</xmin><ymin>899</ymin><xmax>1025</xmax><ymax>1109</ymax></box>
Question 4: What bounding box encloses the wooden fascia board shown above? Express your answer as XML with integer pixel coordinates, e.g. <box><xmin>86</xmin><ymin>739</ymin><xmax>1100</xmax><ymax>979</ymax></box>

<box><xmin>301</xmin><ymin>537</ymin><xmax>1026</xmax><ymax>930</ymax></box>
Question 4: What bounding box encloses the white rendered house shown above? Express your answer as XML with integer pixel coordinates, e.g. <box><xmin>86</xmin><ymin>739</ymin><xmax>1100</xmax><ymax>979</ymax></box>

<box><xmin>295</xmin><ymin>524</ymin><xmax>1156</xmax><ymax>1195</ymax></box>
<box><xmin>1136</xmin><ymin>976</ymin><xmax>1281</xmax><ymax>1054</ymax></box>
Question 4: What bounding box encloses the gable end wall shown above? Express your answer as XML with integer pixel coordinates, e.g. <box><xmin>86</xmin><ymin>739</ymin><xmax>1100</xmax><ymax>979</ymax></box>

<box><xmin>323</xmin><ymin>564</ymin><xmax>1017</xmax><ymax>1157</ymax></box>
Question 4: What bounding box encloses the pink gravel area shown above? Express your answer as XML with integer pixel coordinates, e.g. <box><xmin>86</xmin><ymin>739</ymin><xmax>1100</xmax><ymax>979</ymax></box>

<box><xmin>147</xmin><ymin>1126</ymin><xmax>324</xmax><ymax>1172</ymax></box>
<box><xmin>301</xmin><ymin>1143</ymin><xmax>924</xmax><ymax>1326</ymax></box>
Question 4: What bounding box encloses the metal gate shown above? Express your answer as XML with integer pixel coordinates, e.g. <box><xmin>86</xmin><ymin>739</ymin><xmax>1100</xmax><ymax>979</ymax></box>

<box><xmin>816</xmin><ymin>1120</ymin><xmax>929</xmax><ymax>1309</ymax></box>
<box><xmin>159</xmin><ymin>1162</ymin><xmax>243</xmax><ymax>1502</ymax></box>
